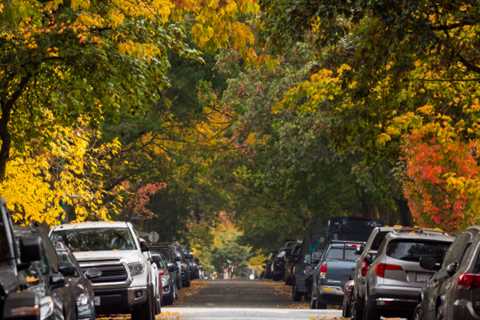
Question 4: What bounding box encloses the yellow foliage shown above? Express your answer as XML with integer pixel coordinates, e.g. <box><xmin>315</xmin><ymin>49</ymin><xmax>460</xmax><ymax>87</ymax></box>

<box><xmin>0</xmin><ymin>124</ymin><xmax>124</xmax><ymax>226</ymax></box>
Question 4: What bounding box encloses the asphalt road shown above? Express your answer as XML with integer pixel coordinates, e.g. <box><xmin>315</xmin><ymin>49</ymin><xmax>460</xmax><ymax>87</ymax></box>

<box><xmin>165</xmin><ymin>280</ymin><xmax>341</xmax><ymax>320</ymax></box>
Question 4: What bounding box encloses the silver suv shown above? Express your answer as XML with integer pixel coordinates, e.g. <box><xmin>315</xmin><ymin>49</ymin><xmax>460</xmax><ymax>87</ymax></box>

<box><xmin>363</xmin><ymin>228</ymin><xmax>453</xmax><ymax>320</ymax></box>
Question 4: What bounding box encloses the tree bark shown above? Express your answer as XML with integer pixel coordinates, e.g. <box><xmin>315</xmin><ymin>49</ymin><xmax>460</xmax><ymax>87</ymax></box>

<box><xmin>0</xmin><ymin>75</ymin><xmax>31</xmax><ymax>180</ymax></box>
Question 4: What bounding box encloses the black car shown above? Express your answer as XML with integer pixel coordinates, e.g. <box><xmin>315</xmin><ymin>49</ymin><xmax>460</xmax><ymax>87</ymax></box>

<box><xmin>414</xmin><ymin>226</ymin><xmax>480</xmax><ymax>320</ymax></box>
<box><xmin>53</xmin><ymin>241</ymin><xmax>99</xmax><ymax>320</ymax></box>
<box><xmin>284</xmin><ymin>241</ymin><xmax>303</xmax><ymax>285</ymax></box>
<box><xmin>292</xmin><ymin>250</ymin><xmax>323</xmax><ymax>302</ymax></box>
<box><xmin>15</xmin><ymin>226</ymin><xmax>77</xmax><ymax>320</ymax></box>
<box><xmin>0</xmin><ymin>199</ymin><xmax>44</xmax><ymax>320</ymax></box>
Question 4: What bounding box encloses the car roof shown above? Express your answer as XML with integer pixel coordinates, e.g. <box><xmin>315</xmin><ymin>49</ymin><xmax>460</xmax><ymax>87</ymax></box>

<box><xmin>51</xmin><ymin>221</ymin><xmax>131</xmax><ymax>231</ymax></box>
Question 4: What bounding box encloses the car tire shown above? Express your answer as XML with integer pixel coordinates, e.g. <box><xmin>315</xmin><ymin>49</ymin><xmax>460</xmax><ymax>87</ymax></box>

<box><xmin>363</xmin><ymin>295</ymin><xmax>380</xmax><ymax>320</ymax></box>
<box><xmin>292</xmin><ymin>284</ymin><xmax>302</xmax><ymax>302</ymax></box>
<box><xmin>351</xmin><ymin>297</ymin><xmax>364</xmax><ymax>320</ymax></box>
<box><xmin>132</xmin><ymin>288</ymin><xmax>155</xmax><ymax>320</ymax></box>
<box><xmin>413</xmin><ymin>305</ymin><xmax>424</xmax><ymax>320</ymax></box>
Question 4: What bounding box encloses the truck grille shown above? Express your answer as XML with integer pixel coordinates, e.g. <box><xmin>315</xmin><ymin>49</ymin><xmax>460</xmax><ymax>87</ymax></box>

<box><xmin>82</xmin><ymin>264</ymin><xmax>128</xmax><ymax>283</ymax></box>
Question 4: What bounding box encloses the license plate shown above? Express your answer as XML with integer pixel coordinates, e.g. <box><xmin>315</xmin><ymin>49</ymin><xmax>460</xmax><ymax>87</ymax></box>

<box><xmin>94</xmin><ymin>296</ymin><xmax>101</xmax><ymax>306</ymax></box>
<box><xmin>416</xmin><ymin>273</ymin><xmax>431</xmax><ymax>282</ymax></box>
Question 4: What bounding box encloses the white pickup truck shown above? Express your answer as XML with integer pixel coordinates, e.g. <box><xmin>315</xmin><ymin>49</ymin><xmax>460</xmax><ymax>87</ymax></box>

<box><xmin>50</xmin><ymin>221</ymin><xmax>161</xmax><ymax>320</ymax></box>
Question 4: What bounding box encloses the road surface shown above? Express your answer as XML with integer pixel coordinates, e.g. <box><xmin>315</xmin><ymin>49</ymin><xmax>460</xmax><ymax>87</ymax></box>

<box><xmin>164</xmin><ymin>280</ymin><xmax>341</xmax><ymax>320</ymax></box>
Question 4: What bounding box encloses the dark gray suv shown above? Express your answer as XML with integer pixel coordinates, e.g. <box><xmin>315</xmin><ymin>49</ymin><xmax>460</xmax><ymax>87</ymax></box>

<box><xmin>363</xmin><ymin>228</ymin><xmax>453</xmax><ymax>320</ymax></box>
<box><xmin>414</xmin><ymin>226</ymin><xmax>480</xmax><ymax>320</ymax></box>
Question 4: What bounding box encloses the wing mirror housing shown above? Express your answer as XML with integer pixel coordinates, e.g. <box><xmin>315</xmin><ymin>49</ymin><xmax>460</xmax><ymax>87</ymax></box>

<box><xmin>84</xmin><ymin>268</ymin><xmax>102</xmax><ymax>280</ymax></box>
<box><xmin>446</xmin><ymin>262</ymin><xmax>458</xmax><ymax>276</ymax></box>
<box><xmin>50</xmin><ymin>273</ymin><xmax>66</xmax><ymax>289</ymax></box>
<box><xmin>139</xmin><ymin>239</ymin><xmax>149</xmax><ymax>253</ymax></box>
<box><xmin>59</xmin><ymin>263</ymin><xmax>76</xmax><ymax>277</ymax></box>
<box><xmin>19</xmin><ymin>236</ymin><xmax>42</xmax><ymax>265</ymax></box>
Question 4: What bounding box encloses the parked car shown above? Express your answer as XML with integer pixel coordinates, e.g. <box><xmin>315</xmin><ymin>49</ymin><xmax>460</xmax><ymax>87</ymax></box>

<box><xmin>15</xmin><ymin>226</ymin><xmax>77</xmax><ymax>320</ymax></box>
<box><xmin>310</xmin><ymin>241</ymin><xmax>364</xmax><ymax>309</ymax></box>
<box><xmin>53</xmin><ymin>241</ymin><xmax>99</xmax><ymax>320</ymax></box>
<box><xmin>362</xmin><ymin>228</ymin><xmax>453</xmax><ymax>320</ymax></box>
<box><xmin>0</xmin><ymin>199</ymin><xmax>46</xmax><ymax>320</ymax></box>
<box><xmin>150</xmin><ymin>244</ymin><xmax>182</xmax><ymax>291</ymax></box>
<box><xmin>272</xmin><ymin>250</ymin><xmax>287</xmax><ymax>281</ymax></box>
<box><xmin>151</xmin><ymin>253</ymin><xmax>176</xmax><ymax>306</ymax></box>
<box><xmin>291</xmin><ymin>251</ymin><xmax>322</xmax><ymax>301</ymax></box>
<box><xmin>349</xmin><ymin>226</ymin><xmax>395</xmax><ymax>319</ymax></box>
<box><xmin>263</xmin><ymin>251</ymin><xmax>276</xmax><ymax>279</ymax></box>
<box><xmin>51</xmin><ymin>222</ymin><xmax>158</xmax><ymax>320</ymax></box>
<box><xmin>414</xmin><ymin>226</ymin><xmax>480</xmax><ymax>320</ymax></box>
<box><xmin>284</xmin><ymin>241</ymin><xmax>303</xmax><ymax>285</ymax></box>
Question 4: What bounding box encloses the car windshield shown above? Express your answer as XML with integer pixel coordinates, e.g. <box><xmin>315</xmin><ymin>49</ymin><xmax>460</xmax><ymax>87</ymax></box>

<box><xmin>387</xmin><ymin>240</ymin><xmax>450</xmax><ymax>262</ymax></box>
<box><xmin>52</xmin><ymin>228</ymin><xmax>137</xmax><ymax>251</ymax></box>
<box><xmin>325</xmin><ymin>247</ymin><xmax>357</xmax><ymax>261</ymax></box>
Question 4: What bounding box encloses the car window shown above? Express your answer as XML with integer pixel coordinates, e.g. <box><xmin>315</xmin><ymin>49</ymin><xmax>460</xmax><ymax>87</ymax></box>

<box><xmin>442</xmin><ymin>232</ymin><xmax>471</xmax><ymax>268</ymax></box>
<box><xmin>325</xmin><ymin>247</ymin><xmax>357</xmax><ymax>261</ymax></box>
<box><xmin>387</xmin><ymin>240</ymin><xmax>450</xmax><ymax>262</ymax></box>
<box><xmin>371</xmin><ymin>231</ymin><xmax>389</xmax><ymax>251</ymax></box>
<box><xmin>52</xmin><ymin>228</ymin><xmax>137</xmax><ymax>251</ymax></box>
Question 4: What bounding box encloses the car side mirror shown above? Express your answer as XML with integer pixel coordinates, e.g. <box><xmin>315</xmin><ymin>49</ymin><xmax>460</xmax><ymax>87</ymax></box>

<box><xmin>19</xmin><ymin>236</ymin><xmax>42</xmax><ymax>264</ymax></box>
<box><xmin>140</xmin><ymin>240</ymin><xmax>149</xmax><ymax>253</ymax></box>
<box><xmin>420</xmin><ymin>256</ymin><xmax>441</xmax><ymax>271</ymax></box>
<box><xmin>151</xmin><ymin>255</ymin><xmax>162</xmax><ymax>268</ymax></box>
<box><xmin>50</xmin><ymin>273</ymin><xmax>65</xmax><ymax>289</ymax></box>
<box><xmin>167</xmin><ymin>262</ymin><xmax>176</xmax><ymax>272</ymax></box>
<box><xmin>446</xmin><ymin>262</ymin><xmax>458</xmax><ymax>276</ymax></box>
<box><xmin>84</xmin><ymin>268</ymin><xmax>102</xmax><ymax>280</ymax></box>
<box><xmin>59</xmin><ymin>263</ymin><xmax>76</xmax><ymax>277</ymax></box>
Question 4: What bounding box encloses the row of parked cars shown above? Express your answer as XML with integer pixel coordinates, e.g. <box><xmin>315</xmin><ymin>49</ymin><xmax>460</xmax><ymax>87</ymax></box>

<box><xmin>266</xmin><ymin>216</ymin><xmax>480</xmax><ymax>320</ymax></box>
<box><xmin>0</xmin><ymin>199</ymin><xmax>201</xmax><ymax>320</ymax></box>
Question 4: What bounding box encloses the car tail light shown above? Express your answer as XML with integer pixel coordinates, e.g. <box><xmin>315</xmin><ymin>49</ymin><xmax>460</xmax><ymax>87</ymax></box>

<box><xmin>457</xmin><ymin>273</ymin><xmax>480</xmax><ymax>289</ymax></box>
<box><xmin>375</xmin><ymin>263</ymin><xmax>403</xmax><ymax>278</ymax></box>
<box><xmin>159</xmin><ymin>269</ymin><xmax>165</xmax><ymax>277</ymax></box>
<box><xmin>319</xmin><ymin>263</ymin><xmax>327</xmax><ymax>279</ymax></box>
<box><xmin>361</xmin><ymin>258</ymin><xmax>370</xmax><ymax>277</ymax></box>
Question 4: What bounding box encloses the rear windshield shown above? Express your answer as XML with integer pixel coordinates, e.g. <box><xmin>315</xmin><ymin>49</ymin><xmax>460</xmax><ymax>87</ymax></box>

<box><xmin>371</xmin><ymin>231</ymin><xmax>390</xmax><ymax>251</ymax></box>
<box><xmin>387</xmin><ymin>240</ymin><xmax>450</xmax><ymax>262</ymax></box>
<box><xmin>325</xmin><ymin>247</ymin><xmax>357</xmax><ymax>261</ymax></box>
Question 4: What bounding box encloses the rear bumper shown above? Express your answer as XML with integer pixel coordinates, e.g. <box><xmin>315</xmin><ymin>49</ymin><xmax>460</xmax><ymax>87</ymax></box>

<box><xmin>370</xmin><ymin>286</ymin><xmax>421</xmax><ymax>317</ymax></box>
<box><xmin>93</xmin><ymin>286</ymin><xmax>147</xmax><ymax>315</ymax></box>
<box><xmin>318</xmin><ymin>286</ymin><xmax>344</xmax><ymax>305</ymax></box>
<box><xmin>452</xmin><ymin>298</ymin><xmax>480</xmax><ymax>320</ymax></box>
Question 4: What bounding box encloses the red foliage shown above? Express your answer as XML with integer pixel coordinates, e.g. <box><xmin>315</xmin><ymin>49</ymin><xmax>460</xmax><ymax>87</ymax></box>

<box><xmin>402</xmin><ymin>131</ymin><xmax>479</xmax><ymax>232</ymax></box>
<box><xmin>128</xmin><ymin>182</ymin><xmax>167</xmax><ymax>219</ymax></box>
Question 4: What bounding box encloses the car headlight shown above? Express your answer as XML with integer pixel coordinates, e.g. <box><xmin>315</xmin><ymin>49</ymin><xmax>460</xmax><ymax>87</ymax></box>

<box><xmin>40</xmin><ymin>296</ymin><xmax>54</xmax><ymax>320</ymax></box>
<box><xmin>76</xmin><ymin>293</ymin><xmax>89</xmax><ymax>306</ymax></box>
<box><xmin>128</xmin><ymin>262</ymin><xmax>145</xmax><ymax>277</ymax></box>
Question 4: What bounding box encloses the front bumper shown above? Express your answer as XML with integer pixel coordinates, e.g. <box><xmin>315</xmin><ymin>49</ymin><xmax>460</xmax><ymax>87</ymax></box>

<box><xmin>93</xmin><ymin>286</ymin><xmax>148</xmax><ymax>315</ymax></box>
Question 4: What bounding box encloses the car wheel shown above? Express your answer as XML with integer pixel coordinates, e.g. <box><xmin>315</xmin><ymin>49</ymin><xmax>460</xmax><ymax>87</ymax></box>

<box><xmin>342</xmin><ymin>295</ymin><xmax>352</xmax><ymax>317</ymax></box>
<box><xmin>351</xmin><ymin>296</ymin><xmax>364</xmax><ymax>320</ymax></box>
<box><xmin>292</xmin><ymin>284</ymin><xmax>302</xmax><ymax>302</ymax></box>
<box><xmin>132</xmin><ymin>288</ymin><xmax>154</xmax><ymax>320</ymax></box>
<box><xmin>363</xmin><ymin>295</ymin><xmax>380</xmax><ymax>320</ymax></box>
<box><xmin>413</xmin><ymin>304</ymin><xmax>424</xmax><ymax>320</ymax></box>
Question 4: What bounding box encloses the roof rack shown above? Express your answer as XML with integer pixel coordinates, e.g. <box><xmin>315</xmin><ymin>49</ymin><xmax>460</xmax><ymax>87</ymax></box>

<box><xmin>392</xmin><ymin>225</ymin><xmax>447</xmax><ymax>235</ymax></box>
